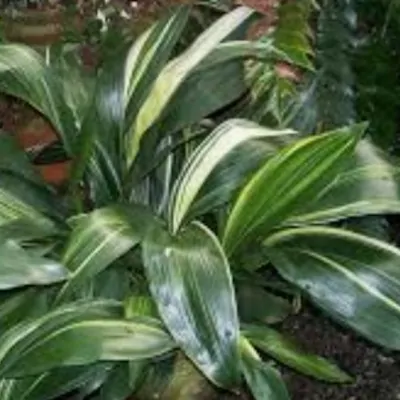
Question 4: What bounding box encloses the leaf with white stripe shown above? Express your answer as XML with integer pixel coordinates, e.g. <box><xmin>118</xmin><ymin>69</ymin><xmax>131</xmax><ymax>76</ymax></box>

<box><xmin>223</xmin><ymin>124</ymin><xmax>365</xmax><ymax>254</ymax></box>
<box><xmin>124</xmin><ymin>6</ymin><xmax>190</xmax><ymax>118</ymax></box>
<box><xmin>169</xmin><ymin>119</ymin><xmax>296</xmax><ymax>233</ymax></box>
<box><xmin>0</xmin><ymin>240</ymin><xmax>68</xmax><ymax>290</ymax></box>
<box><xmin>143</xmin><ymin>221</ymin><xmax>240</xmax><ymax>388</ymax></box>
<box><xmin>0</xmin><ymin>45</ymin><xmax>77</xmax><ymax>152</ymax></box>
<box><xmin>0</xmin><ymin>301</ymin><xmax>174</xmax><ymax>378</ymax></box>
<box><xmin>264</xmin><ymin>226</ymin><xmax>400</xmax><ymax>350</ymax></box>
<box><xmin>127</xmin><ymin>6</ymin><xmax>255</xmax><ymax>165</ymax></box>
<box><xmin>55</xmin><ymin>204</ymin><xmax>158</xmax><ymax>304</ymax></box>
<box><xmin>0</xmin><ymin>365</ymin><xmax>111</xmax><ymax>400</ymax></box>
<box><xmin>288</xmin><ymin>139</ymin><xmax>400</xmax><ymax>224</ymax></box>
<box><xmin>158</xmin><ymin>40</ymin><xmax>285</xmax><ymax>136</ymax></box>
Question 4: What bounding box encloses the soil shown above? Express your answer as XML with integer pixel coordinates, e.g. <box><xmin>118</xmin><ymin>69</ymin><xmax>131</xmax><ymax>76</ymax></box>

<box><xmin>281</xmin><ymin>304</ymin><xmax>400</xmax><ymax>400</ymax></box>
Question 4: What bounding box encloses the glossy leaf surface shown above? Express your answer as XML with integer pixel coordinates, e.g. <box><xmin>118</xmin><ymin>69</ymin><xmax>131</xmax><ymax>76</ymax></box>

<box><xmin>0</xmin><ymin>301</ymin><xmax>174</xmax><ymax>378</ymax></box>
<box><xmin>0</xmin><ymin>240</ymin><xmax>68</xmax><ymax>290</ymax></box>
<box><xmin>56</xmin><ymin>204</ymin><xmax>157</xmax><ymax>303</ymax></box>
<box><xmin>289</xmin><ymin>139</ymin><xmax>400</xmax><ymax>224</ymax></box>
<box><xmin>240</xmin><ymin>338</ymin><xmax>290</xmax><ymax>400</ymax></box>
<box><xmin>223</xmin><ymin>124</ymin><xmax>364</xmax><ymax>253</ymax></box>
<box><xmin>169</xmin><ymin>119</ymin><xmax>295</xmax><ymax>232</ymax></box>
<box><xmin>143</xmin><ymin>221</ymin><xmax>240</xmax><ymax>388</ymax></box>
<box><xmin>265</xmin><ymin>226</ymin><xmax>400</xmax><ymax>350</ymax></box>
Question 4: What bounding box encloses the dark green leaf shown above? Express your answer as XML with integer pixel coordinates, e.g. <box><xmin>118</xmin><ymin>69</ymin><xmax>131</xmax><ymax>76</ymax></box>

<box><xmin>143</xmin><ymin>221</ymin><xmax>240</xmax><ymax>388</ymax></box>
<box><xmin>265</xmin><ymin>226</ymin><xmax>400</xmax><ymax>350</ymax></box>
<box><xmin>0</xmin><ymin>300</ymin><xmax>174</xmax><ymax>378</ymax></box>
<box><xmin>240</xmin><ymin>338</ymin><xmax>290</xmax><ymax>400</ymax></box>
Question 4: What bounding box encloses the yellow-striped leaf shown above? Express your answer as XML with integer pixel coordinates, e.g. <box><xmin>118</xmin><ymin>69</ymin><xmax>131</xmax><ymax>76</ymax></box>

<box><xmin>127</xmin><ymin>6</ymin><xmax>255</xmax><ymax>165</ymax></box>
<box><xmin>223</xmin><ymin>124</ymin><xmax>365</xmax><ymax>254</ymax></box>
<box><xmin>288</xmin><ymin>139</ymin><xmax>400</xmax><ymax>224</ymax></box>
<box><xmin>169</xmin><ymin>119</ymin><xmax>296</xmax><ymax>233</ymax></box>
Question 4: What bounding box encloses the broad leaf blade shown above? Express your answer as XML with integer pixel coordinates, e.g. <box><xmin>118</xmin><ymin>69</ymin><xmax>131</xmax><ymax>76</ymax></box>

<box><xmin>0</xmin><ymin>301</ymin><xmax>174</xmax><ymax>378</ymax></box>
<box><xmin>243</xmin><ymin>324</ymin><xmax>351</xmax><ymax>382</ymax></box>
<box><xmin>0</xmin><ymin>240</ymin><xmax>68</xmax><ymax>290</ymax></box>
<box><xmin>143</xmin><ymin>221</ymin><xmax>240</xmax><ymax>388</ymax></box>
<box><xmin>0</xmin><ymin>364</ymin><xmax>111</xmax><ymax>400</ymax></box>
<box><xmin>264</xmin><ymin>226</ymin><xmax>400</xmax><ymax>350</ymax></box>
<box><xmin>56</xmin><ymin>204</ymin><xmax>158</xmax><ymax>304</ymax></box>
<box><xmin>124</xmin><ymin>6</ymin><xmax>191</xmax><ymax>121</ymax></box>
<box><xmin>169</xmin><ymin>119</ymin><xmax>296</xmax><ymax>232</ymax></box>
<box><xmin>0</xmin><ymin>289</ymin><xmax>48</xmax><ymax>332</ymax></box>
<box><xmin>240</xmin><ymin>338</ymin><xmax>290</xmax><ymax>400</ymax></box>
<box><xmin>289</xmin><ymin>139</ymin><xmax>400</xmax><ymax>224</ymax></box>
<box><xmin>0</xmin><ymin>171</ymin><xmax>65</xmax><ymax>226</ymax></box>
<box><xmin>127</xmin><ymin>6</ymin><xmax>255</xmax><ymax>165</ymax></box>
<box><xmin>158</xmin><ymin>40</ymin><xmax>283</xmax><ymax>136</ymax></box>
<box><xmin>223</xmin><ymin>124</ymin><xmax>365</xmax><ymax>254</ymax></box>
<box><xmin>0</xmin><ymin>45</ymin><xmax>76</xmax><ymax>152</ymax></box>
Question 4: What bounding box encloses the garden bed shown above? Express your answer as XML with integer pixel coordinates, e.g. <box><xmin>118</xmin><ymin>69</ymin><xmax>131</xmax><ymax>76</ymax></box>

<box><xmin>282</xmin><ymin>305</ymin><xmax>400</xmax><ymax>400</ymax></box>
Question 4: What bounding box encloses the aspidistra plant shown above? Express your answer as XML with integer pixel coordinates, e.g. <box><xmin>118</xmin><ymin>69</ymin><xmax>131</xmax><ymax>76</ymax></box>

<box><xmin>0</xmin><ymin>5</ymin><xmax>400</xmax><ymax>400</ymax></box>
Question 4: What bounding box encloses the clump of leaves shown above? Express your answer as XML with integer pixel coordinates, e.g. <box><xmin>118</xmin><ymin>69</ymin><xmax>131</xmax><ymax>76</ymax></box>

<box><xmin>1</xmin><ymin>4</ymin><xmax>400</xmax><ymax>400</ymax></box>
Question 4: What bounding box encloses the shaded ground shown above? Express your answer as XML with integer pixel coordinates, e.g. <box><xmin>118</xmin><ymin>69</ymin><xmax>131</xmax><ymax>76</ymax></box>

<box><xmin>281</xmin><ymin>305</ymin><xmax>400</xmax><ymax>400</ymax></box>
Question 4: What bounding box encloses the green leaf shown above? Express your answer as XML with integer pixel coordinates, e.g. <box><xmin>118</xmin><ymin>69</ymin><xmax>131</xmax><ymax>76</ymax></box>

<box><xmin>0</xmin><ymin>240</ymin><xmax>68</xmax><ymax>290</ymax></box>
<box><xmin>243</xmin><ymin>324</ymin><xmax>351</xmax><ymax>382</ymax></box>
<box><xmin>73</xmin><ymin>7</ymin><xmax>190</xmax><ymax>205</ymax></box>
<box><xmin>158</xmin><ymin>40</ymin><xmax>284</xmax><ymax>135</ymax></box>
<box><xmin>0</xmin><ymin>300</ymin><xmax>174</xmax><ymax>378</ymax></box>
<box><xmin>264</xmin><ymin>226</ymin><xmax>400</xmax><ymax>350</ymax></box>
<box><xmin>0</xmin><ymin>44</ymin><xmax>76</xmax><ymax>153</ymax></box>
<box><xmin>223</xmin><ymin>124</ymin><xmax>365</xmax><ymax>254</ymax></box>
<box><xmin>0</xmin><ymin>365</ymin><xmax>112</xmax><ymax>400</ymax></box>
<box><xmin>0</xmin><ymin>134</ymin><xmax>41</xmax><ymax>183</ymax></box>
<box><xmin>56</xmin><ymin>204</ymin><xmax>158</xmax><ymax>304</ymax></box>
<box><xmin>237</xmin><ymin>283</ymin><xmax>292</xmax><ymax>324</ymax></box>
<box><xmin>0</xmin><ymin>172</ymin><xmax>64</xmax><ymax>226</ymax></box>
<box><xmin>96</xmin><ymin>362</ymin><xmax>143</xmax><ymax>400</ymax></box>
<box><xmin>124</xmin><ymin>6</ymin><xmax>191</xmax><ymax>122</ymax></box>
<box><xmin>288</xmin><ymin>139</ymin><xmax>400</xmax><ymax>224</ymax></box>
<box><xmin>127</xmin><ymin>6</ymin><xmax>255</xmax><ymax>165</ymax></box>
<box><xmin>169</xmin><ymin>119</ymin><xmax>296</xmax><ymax>232</ymax></box>
<box><xmin>0</xmin><ymin>289</ymin><xmax>48</xmax><ymax>332</ymax></box>
<box><xmin>143</xmin><ymin>221</ymin><xmax>240</xmax><ymax>388</ymax></box>
<box><xmin>240</xmin><ymin>338</ymin><xmax>290</xmax><ymax>400</ymax></box>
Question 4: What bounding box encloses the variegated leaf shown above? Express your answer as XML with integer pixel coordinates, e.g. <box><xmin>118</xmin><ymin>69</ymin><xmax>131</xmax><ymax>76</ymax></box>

<box><xmin>169</xmin><ymin>119</ymin><xmax>296</xmax><ymax>233</ymax></box>
<box><xmin>264</xmin><ymin>226</ymin><xmax>400</xmax><ymax>350</ymax></box>
<box><xmin>127</xmin><ymin>6</ymin><xmax>255</xmax><ymax>165</ymax></box>
<box><xmin>223</xmin><ymin>124</ymin><xmax>365</xmax><ymax>254</ymax></box>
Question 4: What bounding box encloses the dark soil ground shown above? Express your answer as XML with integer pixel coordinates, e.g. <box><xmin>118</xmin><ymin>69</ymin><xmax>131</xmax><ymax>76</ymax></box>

<box><xmin>281</xmin><ymin>304</ymin><xmax>400</xmax><ymax>400</ymax></box>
